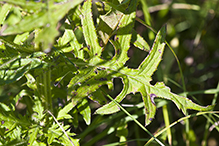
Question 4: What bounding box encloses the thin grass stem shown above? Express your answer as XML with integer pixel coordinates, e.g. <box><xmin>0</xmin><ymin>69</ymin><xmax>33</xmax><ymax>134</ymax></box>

<box><xmin>145</xmin><ymin>111</ymin><xmax>219</xmax><ymax>145</ymax></box>
<box><xmin>47</xmin><ymin>110</ymin><xmax>75</xmax><ymax>146</ymax></box>
<box><xmin>202</xmin><ymin>82</ymin><xmax>219</xmax><ymax>146</ymax></box>
<box><xmin>100</xmin><ymin>89</ymin><xmax>165</xmax><ymax>146</ymax></box>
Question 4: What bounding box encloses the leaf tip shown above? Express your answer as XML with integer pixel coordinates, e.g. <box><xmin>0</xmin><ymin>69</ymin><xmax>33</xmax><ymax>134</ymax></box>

<box><xmin>145</xmin><ymin>118</ymin><xmax>154</xmax><ymax>126</ymax></box>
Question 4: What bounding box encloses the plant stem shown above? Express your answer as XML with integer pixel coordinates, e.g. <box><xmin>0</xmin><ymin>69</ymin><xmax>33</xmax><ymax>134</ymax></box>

<box><xmin>202</xmin><ymin>82</ymin><xmax>219</xmax><ymax>146</ymax></box>
<box><xmin>44</xmin><ymin>68</ymin><xmax>53</xmax><ymax>113</ymax></box>
<box><xmin>36</xmin><ymin>68</ymin><xmax>53</xmax><ymax>113</ymax></box>
<box><xmin>101</xmin><ymin>89</ymin><xmax>165</xmax><ymax>146</ymax></box>
<box><xmin>145</xmin><ymin>111</ymin><xmax>219</xmax><ymax>145</ymax></box>
<box><xmin>162</xmin><ymin>104</ymin><xmax>172</xmax><ymax>145</ymax></box>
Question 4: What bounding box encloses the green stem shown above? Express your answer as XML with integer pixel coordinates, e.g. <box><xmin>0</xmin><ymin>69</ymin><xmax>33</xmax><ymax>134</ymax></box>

<box><xmin>202</xmin><ymin>82</ymin><xmax>219</xmax><ymax>146</ymax></box>
<box><xmin>145</xmin><ymin>111</ymin><xmax>219</xmax><ymax>145</ymax></box>
<box><xmin>36</xmin><ymin>68</ymin><xmax>53</xmax><ymax>113</ymax></box>
<box><xmin>44</xmin><ymin>68</ymin><xmax>53</xmax><ymax>113</ymax></box>
<box><xmin>101</xmin><ymin>89</ymin><xmax>165</xmax><ymax>146</ymax></box>
<box><xmin>162</xmin><ymin>104</ymin><xmax>172</xmax><ymax>145</ymax></box>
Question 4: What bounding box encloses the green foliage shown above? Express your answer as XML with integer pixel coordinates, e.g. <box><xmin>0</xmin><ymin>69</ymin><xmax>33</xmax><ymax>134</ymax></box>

<box><xmin>0</xmin><ymin>0</ymin><xmax>218</xmax><ymax>145</ymax></box>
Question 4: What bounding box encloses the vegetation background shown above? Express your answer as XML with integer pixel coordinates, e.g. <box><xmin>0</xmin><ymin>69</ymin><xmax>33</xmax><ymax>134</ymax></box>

<box><xmin>134</xmin><ymin>1</ymin><xmax>219</xmax><ymax>146</ymax></box>
<box><xmin>0</xmin><ymin>0</ymin><xmax>219</xmax><ymax>146</ymax></box>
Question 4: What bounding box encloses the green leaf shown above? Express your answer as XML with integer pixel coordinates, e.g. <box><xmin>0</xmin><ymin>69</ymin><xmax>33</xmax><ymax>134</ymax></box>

<box><xmin>2</xmin><ymin>10</ymin><xmax>46</xmax><ymax>35</ymax></box>
<box><xmin>137</xmin><ymin>25</ymin><xmax>166</xmax><ymax>78</ymax></box>
<box><xmin>72</xmin><ymin>108</ymin><xmax>79</xmax><ymax>128</ymax></box>
<box><xmin>58</xmin><ymin>29</ymin><xmax>84</xmax><ymax>59</ymax></box>
<box><xmin>114</xmin><ymin>0</ymin><xmax>138</xmax><ymax>67</ymax></box>
<box><xmin>25</xmin><ymin>73</ymin><xmax>37</xmax><ymax>90</ymax></box>
<box><xmin>2</xmin><ymin>0</ymin><xmax>83</xmax><ymax>35</ymax></box>
<box><xmin>57</xmin><ymin>102</ymin><xmax>73</xmax><ymax>120</ymax></box>
<box><xmin>63</xmin><ymin>0</ymin><xmax>213</xmax><ymax>126</ymax></box>
<box><xmin>89</xmin><ymin>89</ymin><xmax>107</xmax><ymax>105</ymax></box>
<box><xmin>0</xmin><ymin>103</ymin><xmax>31</xmax><ymax>131</ymax></box>
<box><xmin>32</xmin><ymin>99</ymin><xmax>45</xmax><ymax>122</ymax></box>
<box><xmin>47</xmin><ymin>124</ymin><xmax>79</xmax><ymax>146</ymax></box>
<box><xmin>77</xmin><ymin>98</ymin><xmax>91</xmax><ymax>125</ymax></box>
<box><xmin>0</xmin><ymin>0</ymin><xmax>46</xmax><ymax>13</ymax></box>
<box><xmin>34</xmin><ymin>24</ymin><xmax>59</xmax><ymax>52</ymax></box>
<box><xmin>97</xmin><ymin>10</ymin><xmax>123</xmax><ymax>46</ymax></box>
<box><xmin>81</xmin><ymin>0</ymin><xmax>102</xmax><ymax>58</ymax></box>
<box><xmin>28</xmin><ymin>127</ymin><xmax>40</xmax><ymax>146</ymax></box>
<box><xmin>68</xmin><ymin>67</ymin><xmax>109</xmax><ymax>107</ymax></box>
<box><xmin>116</xmin><ymin>119</ymin><xmax>128</xmax><ymax>143</ymax></box>
<box><xmin>0</xmin><ymin>57</ymin><xmax>45</xmax><ymax>85</ymax></box>
<box><xmin>1</xmin><ymin>0</ymin><xmax>83</xmax><ymax>51</ymax></box>
<box><xmin>0</xmin><ymin>4</ymin><xmax>11</xmax><ymax>25</ymax></box>
<box><xmin>0</xmin><ymin>36</ymin><xmax>34</xmax><ymax>53</ymax></box>
<box><xmin>14</xmin><ymin>89</ymin><xmax>31</xmax><ymax>106</ymax></box>
<box><xmin>131</xmin><ymin>30</ymin><xmax>150</xmax><ymax>52</ymax></box>
<box><xmin>95</xmin><ymin>26</ymin><xmax>214</xmax><ymax>125</ymax></box>
<box><xmin>13</xmin><ymin>32</ymin><xmax>30</xmax><ymax>45</ymax></box>
<box><xmin>152</xmin><ymin>82</ymin><xmax>214</xmax><ymax>114</ymax></box>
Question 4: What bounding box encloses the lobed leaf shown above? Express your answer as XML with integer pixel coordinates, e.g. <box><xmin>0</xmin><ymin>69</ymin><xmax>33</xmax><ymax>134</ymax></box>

<box><xmin>137</xmin><ymin>25</ymin><xmax>166</xmax><ymax>78</ymax></box>
<box><xmin>0</xmin><ymin>103</ymin><xmax>31</xmax><ymax>132</ymax></box>
<box><xmin>95</xmin><ymin>26</ymin><xmax>214</xmax><ymax>125</ymax></box>
<box><xmin>28</xmin><ymin>127</ymin><xmax>39</xmax><ymax>146</ymax></box>
<box><xmin>32</xmin><ymin>99</ymin><xmax>45</xmax><ymax>122</ymax></box>
<box><xmin>114</xmin><ymin>0</ymin><xmax>138</xmax><ymax>67</ymax></box>
<box><xmin>63</xmin><ymin>1</ymin><xmax>214</xmax><ymax>126</ymax></box>
<box><xmin>47</xmin><ymin>124</ymin><xmax>79</xmax><ymax>146</ymax></box>
<box><xmin>0</xmin><ymin>57</ymin><xmax>46</xmax><ymax>85</ymax></box>
<box><xmin>81</xmin><ymin>0</ymin><xmax>102</xmax><ymax>58</ymax></box>
<box><xmin>69</xmin><ymin>68</ymin><xmax>110</xmax><ymax>107</ymax></box>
